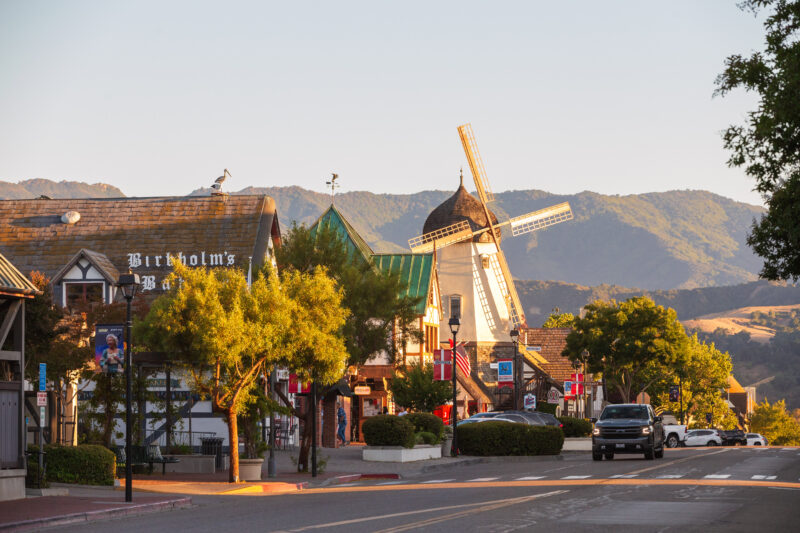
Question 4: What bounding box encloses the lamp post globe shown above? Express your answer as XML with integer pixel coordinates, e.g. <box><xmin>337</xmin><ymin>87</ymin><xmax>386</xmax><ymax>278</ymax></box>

<box><xmin>117</xmin><ymin>273</ymin><xmax>139</xmax><ymax>503</ymax></box>
<box><xmin>448</xmin><ymin>317</ymin><xmax>460</xmax><ymax>457</ymax></box>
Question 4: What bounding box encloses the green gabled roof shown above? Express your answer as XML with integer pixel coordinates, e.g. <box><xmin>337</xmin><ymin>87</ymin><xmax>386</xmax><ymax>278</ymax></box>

<box><xmin>310</xmin><ymin>205</ymin><xmax>374</xmax><ymax>265</ymax></box>
<box><xmin>372</xmin><ymin>253</ymin><xmax>433</xmax><ymax>315</ymax></box>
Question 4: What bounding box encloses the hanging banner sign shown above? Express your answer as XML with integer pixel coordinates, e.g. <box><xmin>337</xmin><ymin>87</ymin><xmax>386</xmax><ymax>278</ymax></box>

<box><xmin>288</xmin><ymin>374</ymin><xmax>311</xmax><ymax>394</ymax></box>
<box><xmin>497</xmin><ymin>359</ymin><xmax>514</xmax><ymax>383</ymax></box>
<box><xmin>95</xmin><ymin>324</ymin><xmax>125</xmax><ymax>374</ymax></box>
<box><xmin>433</xmin><ymin>349</ymin><xmax>452</xmax><ymax>381</ymax></box>
<box><xmin>38</xmin><ymin>363</ymin><xmax>46</xmax><ymax>391</ymax></box>
<box><xmin>564</xmin><ymin>380</ymin><xmax>575</xmax><ymax>399</ymax></box>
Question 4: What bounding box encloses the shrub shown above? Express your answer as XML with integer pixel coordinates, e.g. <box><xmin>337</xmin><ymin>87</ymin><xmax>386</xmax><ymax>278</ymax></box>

<box><xmin>362</xmin><ymin>415</ymin><xmax>416</xmax><ymax>448</ymax></box>
<box><xmin>28</xmin><ymin>444</ymin><xmax>116</xmax><ymax>486</ymax></box>
<box><xmin>536</xmin><ymin>403</ymin><xmax>558</xmax><ymax>415</ymax></box>
<box><xmin>416</xmin><ymin>431</ymin><xmax>438</xmax><ymax>445</ymax></box>
<box><xmin>405</xmin><ymin>412</ymin><xmax>444</xmax><ymax>442</ymax></box>
<box><xmin>456</xmin><ymin>421</ymin><xmax>564</xmax><ymax>456</ymax></box>
<box><xmin>558</xmin><ymin>416</ymin><xmax>593</xmax><ymax>437</ymax></box>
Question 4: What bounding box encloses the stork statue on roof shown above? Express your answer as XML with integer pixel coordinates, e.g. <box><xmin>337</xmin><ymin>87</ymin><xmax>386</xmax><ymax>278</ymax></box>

<box><xmin>410</xmin><ymin>123</ymin><xmax>573</xmax><ymax>353</ymax></box>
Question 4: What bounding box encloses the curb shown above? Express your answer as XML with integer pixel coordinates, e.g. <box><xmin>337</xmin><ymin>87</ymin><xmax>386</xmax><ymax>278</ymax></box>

<box><xmin>319</xmin><ymin>473</ymin><xmax>401</xmax><ymax>487</ymax></box>
<box><xmin>0</xmin><ymin>497</ymin><xmax>191</xmax><ymax>532</ymax></box>
<box><xmin>220</xmin><ymin>482</ymin><xmax>309</xmax><ymax>495</ymax></box>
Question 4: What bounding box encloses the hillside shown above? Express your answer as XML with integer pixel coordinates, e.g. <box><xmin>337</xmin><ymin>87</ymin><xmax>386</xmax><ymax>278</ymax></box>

<box><xmin>222</xmin><ymin>185</ymin><xmax>765</xmax><ymax>290</ymax></box>
<box><xmin>0</xmin><ymin>179</ymin><xmax>124</xmax><ymax>199</ymax></box>
<box><xmin>682</xmin><ymin>304</ymin><xmax>800</xmax><ymax>344</ymax></box>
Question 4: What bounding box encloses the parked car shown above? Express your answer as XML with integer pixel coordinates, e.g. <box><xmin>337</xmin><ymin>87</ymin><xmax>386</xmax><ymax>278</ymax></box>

<box><xmin>662</xmin><ymin>424</ymin><xmax>688</xmax><ymax>448</ymax></box>
<box><xmin>684</xmin><ymin>429</ymin><xmax>722</xmax><ymax>447</ymax></box>
<box><xmin>718</xmin><ymin>429</ymin><xmax>747</xmax><ymax>446</ymax></box>
<box><xmin>591</xmin><ymin>403</ymin><xmax>665</xmax><ymax>460</ymax></box>
<box><xmin>504</xmin><ymin>410</ymin><xmax>563</xmax><ymax>428</ymax></box>
<box><xmin>745</xmin><ymin>433</ymin><xmax>768</xmax><ymax>446</ymax></box>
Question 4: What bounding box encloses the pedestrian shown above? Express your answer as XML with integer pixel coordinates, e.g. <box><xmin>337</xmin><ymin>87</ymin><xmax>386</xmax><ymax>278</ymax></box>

<box><xmin>337</xmin><ymin>401</ymin><xmax>348</xmax><ymax>446</ymax></box>
<box><xmin>382</xmin><ymin>406</ymin><xmax>389</xmax><ymax>415</ymax></box>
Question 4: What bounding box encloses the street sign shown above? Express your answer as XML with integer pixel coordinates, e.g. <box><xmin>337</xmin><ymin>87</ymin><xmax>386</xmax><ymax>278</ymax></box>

<box><xmin>547</xmin><ymin>389</ymin><xmax>560</xmax><ymax>403</ymax></box>
<box><xmin>526</xmin><ymin>346</ymin><xmax>542</xmax><ymax>352</ymax></box>
<box><xmin>564</xmin><ymin>380</ymin><xmax>574</xmax><ymax>399</ymax></box>
<box><xmin>37</xmin><ymin>392</ymin><xmax>47</xmax><ymax>406</ymax></box>
<box><xmin>39</xmin><ymin>406</ymin><xmax>46</xmax><ymax>427</ymax></box>
<box><xmin>38</xmin><ymin>363</ymin><xmax>46</xmax><ymax>392</ymax></box>
<box><xmin>354</xmin><ymin>385</ymin><xmax>371</xmax><ymax>395</ymax></box>
<box><xmin>497</xmin><ymin>359</ymin><xmax>514</xmax><ymax>383</ymax></box>
<box><xmin>524</xmin><ymin>393</ymin><xmax>536</xmax><ymax>410</ymax></box>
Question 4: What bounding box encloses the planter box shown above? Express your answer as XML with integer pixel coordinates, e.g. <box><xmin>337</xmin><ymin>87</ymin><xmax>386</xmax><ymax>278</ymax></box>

<box><xmin>238</xmin><ymin>458</ymin><xmax>264</xmax><ymax>481</ymax></box>
<box><xmin>363</xmin><ymin>445</ymin><xmax>442</xmax><ymax>463</ymax></box>
<box><xmin>163</xmin><ymin>455</ymin><xmax>217</xmax><ymax>474</ymax></box>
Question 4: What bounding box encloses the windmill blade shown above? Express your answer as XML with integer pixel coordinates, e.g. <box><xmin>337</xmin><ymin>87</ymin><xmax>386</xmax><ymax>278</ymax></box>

<box><xmin>457</xmin><ymin>123</ymin><xmax>495</xmax><ymax>205</ymax></box>
<box><xmin>508</xmin><ymin>202</ymin><xmax>573</xmax><ymax>237</ymax></box>
<box><xmin>408</xmin><ymin>220</ymin><xmax>473</xmax><ymax>253</ymax></box>
<box><xmin>486</xmin><ymin>249</ymin><xmax>526</xmax><ymax>329</ymax></box>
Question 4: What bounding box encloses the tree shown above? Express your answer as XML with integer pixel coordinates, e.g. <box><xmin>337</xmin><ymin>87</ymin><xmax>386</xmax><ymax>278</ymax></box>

<box><xmin>137</xmin><ymin>261</ymin><xmax>348</xmax><ymax>482</ymax></box>
<box><xmin>542</xmin><ymin>309</ymin><xmax>576</xmax><ymax>328</ymax></box>
<box><xmin>716</xmin><ymin>0</ymin><xmax>800</xmax><ymax>281</ymax></box>
<box><xmin>389</xmin><ymin>363</ymin><xmax>452</xmax><ymax>412</ymax></box>
<box><xmin>749</xmin><ymin>399</ymin><xmax>800</xmax><ymax>445</ymax></box>
<box><xmin>563</xmin><ymin>296</ymin><xmax>689</xmax><ymax>403</ymax></box>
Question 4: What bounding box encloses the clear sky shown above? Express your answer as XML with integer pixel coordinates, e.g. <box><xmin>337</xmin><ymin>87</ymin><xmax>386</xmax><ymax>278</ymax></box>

<box><xmin>0</xmin><ymin>1</ymin><xmax>766</xmax><ymax>205</ymax></box>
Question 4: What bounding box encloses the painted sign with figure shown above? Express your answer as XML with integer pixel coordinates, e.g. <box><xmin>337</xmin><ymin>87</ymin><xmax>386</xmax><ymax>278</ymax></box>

<box><xmin>524</xmin><ymin>394</ymin><xmax>536</xmax><ymax>410</ymax></box>
<box><xmin>95</xmin><ymin>324</ymin><xmax>125</xmax><ymax>374</ymax></box>
<box><xmin>497</xmin><ymin>359</ymin><xmax>514</xmax><ymax>383</ymax></box>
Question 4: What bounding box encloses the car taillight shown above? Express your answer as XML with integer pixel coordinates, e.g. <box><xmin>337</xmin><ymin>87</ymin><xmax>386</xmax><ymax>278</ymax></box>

<box><xmin>559</xmin><ymin>423</ymin><xmax>563</xmax><ymax>428</ymax></box>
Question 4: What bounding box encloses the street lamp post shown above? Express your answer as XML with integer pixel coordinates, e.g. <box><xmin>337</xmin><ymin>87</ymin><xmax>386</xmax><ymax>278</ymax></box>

<box><xmin>118</xmin><ymin>273</ymin><xmax>139</xmax><ymax>503</ymax></box>
<box><xmin>510</xmin><ymin>329</ymin><xmax>520</xmax><ymax>410</ymax></box>
<box><xmin>448</xmin><ymin>318</ymin><xmax>460</xmax><ymax>457</ymax></box>
<box><xmin>268</xmin><ymin>368</ymin><xmax>276</xmax><ymax>478</ymax></box>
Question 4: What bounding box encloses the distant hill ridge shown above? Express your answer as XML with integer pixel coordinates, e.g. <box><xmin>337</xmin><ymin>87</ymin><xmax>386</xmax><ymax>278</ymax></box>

<box><xmin>0</xmin><ymin>179</ymin><xmax>124</xmax><ymax>199</ymax></box>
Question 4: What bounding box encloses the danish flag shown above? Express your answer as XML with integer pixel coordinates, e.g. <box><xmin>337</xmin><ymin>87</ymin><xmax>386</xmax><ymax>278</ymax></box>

<box><xmin>449</xmin><ymin>339</ymin><xmax>471</xmax><ymax>376</ymax></box>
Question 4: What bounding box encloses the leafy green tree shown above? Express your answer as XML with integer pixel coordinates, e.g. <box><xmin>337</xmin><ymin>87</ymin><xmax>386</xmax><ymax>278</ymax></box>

<box><xmin>542</xmin><ymin>309</ymin><xmax>576</xmax><ymax>328</ymax></box>
<box><xmin>563</xmin><ymin>296</ymin><xmax>689</xmax><ymax>403</ymax></box>
<box><xmin>137</xmin><ymin>261</ymin><xmax>348</xmax><ymax>482</ymax></box>
<box><xmin>716</xmin><ymin>0</ymin><xmax>800</xmax><ymax>281</ymax></box>
<box><xmin>390</xmin><ymin>363</ymin><xmax>452</xmax><ymax>413</ymax></box>
<box><xmin>750</xmin><ymin>399</ymin><xmax>800</xmax><ymax>445</ymax></box>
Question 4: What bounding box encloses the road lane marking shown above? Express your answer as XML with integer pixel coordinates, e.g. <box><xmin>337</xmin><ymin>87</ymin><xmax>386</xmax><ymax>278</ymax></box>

<box><xmin>609</xmin><ymin>474</ymin><xmax>637</xmax><ymax>479</ymax></box>
<box><xmin>282</xmin><ymin>490</ymin><xmax>568</xmax><ymax>531</ymax></box>
<box><xmin>377</xmin><ymin>481</ymin><xmax>404</xmax><ymax>485</ymax></box>
<box><xmin>704</xmin><ymin>474</ymin><xmax>731</xmax><ymax>479</ymax></box>
<box><xmin>515</xmin><ymin>476</ymin><xmax>545</xmax><ymax>480</ymax></box>
<box><xmin>561</xmin><ymin>475</ymin><xmax>591</xmax><ymax>479</ymax></box>
<box><xmin>656</xmin><ymin>474</ymin><xmax>684</xmax><ymax>479</ymax></box>
<box><xmin>420</xmin><ymin>479</ymin><xmax>455</xmax><ymax>484</ymax></box>
<box><xmin>467</xmin><ymin>477</ymin><xmax>499</xmax><ymax>482</ymax></box>
<box><xmin>751</xmin><ymin>475</ymin><xmax>777</xmax><ymax>480</ymax></box>
<box><xmin>624</xmin><ymin>448</ymin><xmax>730</xmax><ymax>476</ymax></box>
<box><xmin>335</xmin><ymin>483</ymin><xmax>360</xmax><ymax>486</ymax></box>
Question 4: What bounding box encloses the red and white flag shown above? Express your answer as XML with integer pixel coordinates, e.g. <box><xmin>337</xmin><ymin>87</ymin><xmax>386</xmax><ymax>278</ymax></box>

<box><xmin>450</xmin><ymin>339</ymin><xmax>471</xmax><ymax>376</ymax></box>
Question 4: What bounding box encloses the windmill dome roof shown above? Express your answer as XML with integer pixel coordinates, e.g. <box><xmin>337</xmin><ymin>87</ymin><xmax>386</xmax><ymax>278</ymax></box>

<box><xmin>423</xmin><ymin>183</ymin><xmax>500</xmax><ymax>243</ymax></box>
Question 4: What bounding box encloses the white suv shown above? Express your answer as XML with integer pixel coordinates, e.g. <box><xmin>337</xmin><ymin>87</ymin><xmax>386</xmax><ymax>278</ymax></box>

<box><xmin>685</xmin><ymin>429</ymin><xmax>722</xmax><ymax>447</ymax></box>
<box><xmin>745</xmin><ymin>433</ymin><xmax>767</xmax><ymax>446</ymax></box>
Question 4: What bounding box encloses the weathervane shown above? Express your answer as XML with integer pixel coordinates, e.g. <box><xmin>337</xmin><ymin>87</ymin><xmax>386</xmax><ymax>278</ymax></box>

<box><xmin>326</xmin><ymin>173</ymin><xmax>339</xmax><ymax>204</ymax></box>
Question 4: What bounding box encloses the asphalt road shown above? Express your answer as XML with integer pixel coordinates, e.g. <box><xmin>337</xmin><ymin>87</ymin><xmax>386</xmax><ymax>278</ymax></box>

<box><xmin>59</xmin><ymin>447</ymin><xmax>800</xmax><ymax>532</ymax></box>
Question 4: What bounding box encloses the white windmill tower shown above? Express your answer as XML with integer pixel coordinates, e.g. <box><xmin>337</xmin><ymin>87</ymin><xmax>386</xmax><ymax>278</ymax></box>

<box><xmin>409</xmin><ymin>123</ymin><xmax>573</xmax><ymax>356</ymax></box>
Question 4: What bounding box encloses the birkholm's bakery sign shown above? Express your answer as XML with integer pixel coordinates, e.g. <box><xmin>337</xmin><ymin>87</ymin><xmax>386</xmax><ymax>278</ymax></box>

<box><xmin>127</xmin><ymin>251</ymin><xmax>238</xmax><ymax>292</ymax></box>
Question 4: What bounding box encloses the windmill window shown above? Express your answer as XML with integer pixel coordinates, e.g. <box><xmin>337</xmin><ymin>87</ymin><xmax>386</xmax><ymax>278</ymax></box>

<box><xmin>480</xmin><ymin>254</ymin><xmax>490</xmax><ymax>269</ymax></box>
<box><xmin>450</xmin><ymin>295</ymin><xmax>462</xmax><ymax>320</ymax></box>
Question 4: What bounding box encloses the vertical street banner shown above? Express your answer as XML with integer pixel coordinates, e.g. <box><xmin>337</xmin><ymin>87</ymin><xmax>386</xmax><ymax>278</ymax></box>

<box><xmin>433</xmin><ymin>349</ymin><xmax>452</xmax><ymax>381</ymax></box>
<box><xmin>288</xmin><ymin>373</ymin><xmax>311</xmax><ymax>394</ymax></box>
<box><xmin>95</xmin><ymin>324</ymin><xmax>125</xmax><ymax>374</ymax></box>
<box><xmin>497</xmin><ymin>359</ymin><xmax>514</xmax><ymax>384</ymax></box>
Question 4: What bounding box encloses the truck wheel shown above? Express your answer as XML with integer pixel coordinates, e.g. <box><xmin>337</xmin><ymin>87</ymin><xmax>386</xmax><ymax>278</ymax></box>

<box><xmin>666</xmin><ymin>434</ymin><xmax>679</xmax><ymax>448</ymax></box>
<box><xmin>592</xmin><ymin>450</ymin><xmax>603</xmax><ymax>461</ymax></box>
<box><xmin>604</xmin><ymin>453</ymin><xmax>614</xmax><ymax>460</ymax></box>
<box><xmin>644</xmin><ymin>446</ymin><xmax>655</xmax><ymax>460</ymax></box>
<box><xmin>655</xmin><ymin>446</ymin><xmax>664</xmax><ymax>459</ymax></box>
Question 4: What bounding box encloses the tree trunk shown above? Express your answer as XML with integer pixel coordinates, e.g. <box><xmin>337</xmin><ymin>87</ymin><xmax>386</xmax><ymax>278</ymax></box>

<box><xmin>227</xmin><ymin>407</ymin><xmax>240</xmax><ymax>483</ymax></box>
<box><xmin>297</xmin><ymin>401</ymin><xmax>313</xmax><ymax>472</ymax></box>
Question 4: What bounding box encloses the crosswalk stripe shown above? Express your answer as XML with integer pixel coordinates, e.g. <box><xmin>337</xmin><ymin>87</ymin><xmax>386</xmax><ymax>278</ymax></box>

<box><xmin>752</xmin><ymin>475</ymin><xmax>766</xmax><ymax>480</ymax></box>
<box><xmin>467</xmin><ymin>477</ymin><xmax>499</xmax><ymax>482</ymax></box>
<box><xmin>704</xmin><ymin>474</ymin><xmax>731</xmax><ymax>479</ymax></box>
<box><xmin>421</xmin><ymin>479</ymin><xmax>455</xmax><ymax>484</ymax></box>
<box><xmin>656</xmin><ymin>474</ymin><xmax>684</xmax><ymax>479</ymax></box>
<box><xmin>515</xmin><ymin>476</ymin><xmax>545</xmax><ymax>481</ymax></box>
<box><xmin>561</xmin><ymin>475</ymin><xmax>591</xmax><ymax>480</ymax></box>
<box><xmin>336</xmin><ymin>483</ymin><xmax>360</xmax><ymax>487</ymax></box>
<box><xmin>609</xmin><ymin>474</ymin><xmax>638</xmax><ymax>479</ymax></box>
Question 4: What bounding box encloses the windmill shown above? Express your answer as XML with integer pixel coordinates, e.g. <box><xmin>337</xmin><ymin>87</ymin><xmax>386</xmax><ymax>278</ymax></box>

<box><xmin>408</xmin><ymin>123</ymin><xmax>573</xmax><ymax>329</ymax></box>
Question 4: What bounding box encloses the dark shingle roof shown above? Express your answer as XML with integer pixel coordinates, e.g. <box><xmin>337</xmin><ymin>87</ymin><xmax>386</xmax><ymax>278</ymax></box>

<box><xmin>51</xmin><ymin>249</ymin><xmax>121</xmax><ymax>284</ymax></box>
<box><xmin>0</xmin><ymin>195</ymin><xmax>279</xmax><ymax>294</ymax></box>
<box><xmin>422</xmin><ymin>185</ymin><xmax>500</xmax><ymax>243</ymax></box>
<box><xmin>0</xmin><ymin>251</ymin><xmax>40</xmax><ymax>297</ymax></box>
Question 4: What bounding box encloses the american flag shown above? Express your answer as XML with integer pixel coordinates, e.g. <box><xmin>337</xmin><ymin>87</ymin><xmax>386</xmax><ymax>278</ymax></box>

<box><xmin>450</xmin><ymin>340</ymin><xmax>471</xmax><ymax>376</ymax></box>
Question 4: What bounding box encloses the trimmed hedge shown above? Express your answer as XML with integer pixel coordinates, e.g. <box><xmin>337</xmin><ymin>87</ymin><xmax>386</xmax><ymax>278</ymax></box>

<box><xmin>27</xmin><ymin>444</ymin><xmax>116</xmax><ymax>486</ymax></box>
<box><xmin>456</xmin><ymin>421</ymin><xmax>564</xmax><ymax>456</ymax></box>
<box><xmin>362</xmin><ymin>415</ymin><xmax>416</xmax><ymax>448</ymax></box>
<box><xmin>536</xmin><ymin>403</ymin><xmax>558</xmax><ymax>415</ymax></box>
<box><xmin>416</xmin><ymin>431</ymin><xmax>438</xmax><ymax>445</ymax></box>
<box><xmin>558</xmin><ymin>416</ymin><xmax>592</xmax><ymax>437</ymax></box>
<box><xmin>405</xmin><ymin>412</ymin><xmax>444</xmax><ymax>442</ymax></box>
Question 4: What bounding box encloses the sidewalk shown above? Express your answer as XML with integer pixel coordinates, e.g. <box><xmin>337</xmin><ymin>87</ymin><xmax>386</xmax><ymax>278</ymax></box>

<box><xmin>0</xmin><ymin>487</ymin><xmax>190</xmax><ymax>532</ymax></box>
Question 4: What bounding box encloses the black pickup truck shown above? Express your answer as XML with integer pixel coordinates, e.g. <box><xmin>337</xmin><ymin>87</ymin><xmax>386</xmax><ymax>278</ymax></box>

<box><xmin>718</xmin><ymin>429</ymin><xmax>747</xmax><ymax>446</ymax></box>
<box><xmin>591</xmin><ymin>403</ymin><xmax>665</xmax><ymax>461</ymax></box>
